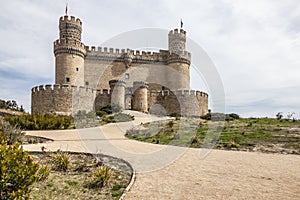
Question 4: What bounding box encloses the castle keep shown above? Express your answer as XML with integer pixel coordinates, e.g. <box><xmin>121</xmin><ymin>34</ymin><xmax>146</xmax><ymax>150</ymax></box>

<box><xmin>31</xmin><ymin>15</ymin><xmax>208</xmax><ymax>116</ymax></box>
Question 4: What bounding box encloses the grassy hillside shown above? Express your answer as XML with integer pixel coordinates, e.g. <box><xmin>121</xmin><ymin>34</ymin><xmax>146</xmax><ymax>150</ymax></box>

<box><xmin>126</xmin><ymin>117</ymin><xmax>300</xmax><ymax>154</ymax></box>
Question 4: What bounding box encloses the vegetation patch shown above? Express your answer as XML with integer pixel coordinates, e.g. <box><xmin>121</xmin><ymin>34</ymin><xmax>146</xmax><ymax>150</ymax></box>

<box><xmin>29</xmin><ymin>152</ymin><xmax>132</xmax><ymax>200</ymax></box>
<box><xmin>126</xmin><ymin>116</ymin><xmax>300</xmax><ymax>154</ymax></box>
<box><xmin>4</xmin><ymin>113</ymin><xmax>74</xmax><ymax>130</ymax></box>
<box><xmin>0</xmin><ymin>119</ymin><xmax>133</xmax><ymax>199</ymax></box>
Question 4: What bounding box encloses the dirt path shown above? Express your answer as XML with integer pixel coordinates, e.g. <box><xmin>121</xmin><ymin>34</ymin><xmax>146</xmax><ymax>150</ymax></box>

<box><xmin>24</xmin><ymin>111</ymin><xmax>300</xmax><ymax>199</ymax></box>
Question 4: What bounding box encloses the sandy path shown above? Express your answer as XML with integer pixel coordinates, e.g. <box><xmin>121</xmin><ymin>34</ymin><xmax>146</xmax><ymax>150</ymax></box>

<box><xmin>24</xmin><ymin>111</ymin><xmax>300</xmax><ymax>199</ymax></box>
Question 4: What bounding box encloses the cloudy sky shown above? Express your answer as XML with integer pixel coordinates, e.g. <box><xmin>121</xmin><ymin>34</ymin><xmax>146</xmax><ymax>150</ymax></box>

<box><xmin>0</xmin><ymin>0</ymin><xmax>299</xmax><ymax>118</ymax></box>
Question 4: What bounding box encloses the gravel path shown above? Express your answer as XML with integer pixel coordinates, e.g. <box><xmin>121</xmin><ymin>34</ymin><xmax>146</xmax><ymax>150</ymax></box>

<box><xmin>23</xmin><ymin>111</ymin><xmax>300</xmax><ymax>199</ymax></box>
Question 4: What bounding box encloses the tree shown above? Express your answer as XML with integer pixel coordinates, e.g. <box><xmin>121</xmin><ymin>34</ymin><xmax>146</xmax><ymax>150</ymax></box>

<box><xmin>19</xmin><ymin>105</ymin><xmax>25</xmax><ymax>112</ymax></box>
<box><xmin>0</xmin><ymin>99</ymin><xmax>6</xmax><ymax>109</ymax></box>
<box><xmin>286</xmin><ymin>112</ymin><xmax>295</xmax><ymax>120</ymax></box>
<box><xmin>276</xmin><ymin>112</ymin><xmax>283</xmax><ymax>120</ymax></box>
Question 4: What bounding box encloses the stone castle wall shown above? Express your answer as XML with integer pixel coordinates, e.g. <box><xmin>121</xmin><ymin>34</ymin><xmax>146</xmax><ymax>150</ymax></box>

<box><xmin>84</xmin><ymin>47</ymin><xmax>191</xmax><ymax>90</ymax></box>
<box><xmin>31</xmin><ymin>85</ymin><xmax>208</xmax><ymax>116</ymax></box>
<box><xmin>148</xmin><ymin>90</ymin><xmax>208</xmax><ymax>116</ymax></box>
<box><xmin>32</xmin><ymin>84</ymin><xmax>96</xmax><ymax>115</ymax></box>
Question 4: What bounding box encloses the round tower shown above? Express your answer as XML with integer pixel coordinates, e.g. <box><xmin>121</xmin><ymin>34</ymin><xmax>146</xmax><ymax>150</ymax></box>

<box><xmin>167</xmin><ymin>29</ymin><xmax>191</xmax><ymax>90</ymax></box>
<box><xmin>133</xmin><ymin>81</ymin><xmax>149</xmax><ymax>112</ymax></box>
<box><xmin>109</xmin><ymin>80</ymin><xmax>126</xmax><ymax>111</ymax></box>
<box><xmin>54</xmin><ymin>16</ymin><xmax>86</xmax><ymax>86</ymax></box>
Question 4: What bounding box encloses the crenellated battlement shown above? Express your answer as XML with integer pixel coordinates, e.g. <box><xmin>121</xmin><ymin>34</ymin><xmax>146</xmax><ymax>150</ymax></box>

<box><xmin>54</xmin><ymin>39</ymin><xmax>85</xmax><ymax>48</ymax></box>
<box><xmin>31</xmin><ymin>84</ymin><xmax>97</xmax><ymax>94</ymax></box>
<box><xmin>85</xmin><ymin>46</ymin><xmax>130</xmax><ymax>55</ymax></box>
<box><xmin>85</xmin><ymin>45</ymin><xmax>190</xmax><ymax>64</ymax></box>
<box><xmin>109</xmin><ymin>79</ymin><xmax>126</xmax><ymax>87</ymax></box>
<box><xmin>59</xmin><ymin>15</ymin><xmax>82</xmax><ymax>26</ymax></box>
<box><xmin>54</xmin><ymin>39</ymin><xmax>86</xmax><ymax>57</ymax></box>
<box><xmin>149</xmin><ymin>89</ymin><xmax>208</xmax><ymax>98</ymax></box>
<box><xmin>133</xmin><ymin>81</ymin><xmax>149</xmax><ymax>89</ymax></box>
<box><xmin>168</xmin><ymin>28</ymin><xmax>186</xmax><ymax>36</ymax></box>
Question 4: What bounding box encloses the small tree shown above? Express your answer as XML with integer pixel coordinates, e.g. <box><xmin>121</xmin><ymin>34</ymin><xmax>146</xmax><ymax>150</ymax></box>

<box><xmin>276</xmin><ymin>112</ymin><xmax>283</xmax><ymax>120</ymax></box>
<box><xmin>286</xmin><ymin>112</ymin><xmax>295</xmax><ymax>120</ymax></box>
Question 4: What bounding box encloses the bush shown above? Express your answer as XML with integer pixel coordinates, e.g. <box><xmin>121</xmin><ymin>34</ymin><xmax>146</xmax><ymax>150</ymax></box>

<box><xmin>0</xmin><ymin>134</ymin><xmax>39</xmax><ymax>199</ymax></box>
<box><xmin>225</xmin><ymin>113</ymin><xmax>240</xmax><ymax>121</ymax></box>
<box><xmin>169</xmin><ymin>112</ymin><xmax>181</xmax><ymax>120</ymax></box>
<box><xmin>4</xmin><ymin>113</ymin><xmax>74</xmax><ymax>130</ymax></box>
<box><xmin>102</xmin><ymin>113</ymin><xmax>134</xmax><ymax>124</ymax></box>
<box><xmin>51</xmin><ymin>152</ymin><xmax>70</xmax><ymax>172</ymax></box>
<box><xmin>97</xmin><ymin>104</ymin><xmax>121</xmax><ymax>117</ymax></box>
<box><xmin>113</xmin><ymin>113</ymin><xmax>134</xmax><ymax>122</ymax></box>
<box><xmin>167</xmin><ymin>120</ymin><xmax>174</xmax><ymax>128</ymax></box>
<box><xmin>95</xmin><ymin>110</ymin><xmax>107</xmax><ymax>118</ymax></box>
<box><xmin>87</xmin><ymin>166</ymin><xmax>113</xmax><ymax>188</ymax></box>
<box><xmin>228</xmin><ymin>113</ymin><xmax>240</xmax><ymax>120</ymax></box>
<box><xmin>36</xmin><ymin>165</ymin><xmax>50</xmax><ymax>182</ymax></box>
<box><xmin>0</xmin><ymin>119</ymin><xmax>24</xmax><ymax>145</ymax></box>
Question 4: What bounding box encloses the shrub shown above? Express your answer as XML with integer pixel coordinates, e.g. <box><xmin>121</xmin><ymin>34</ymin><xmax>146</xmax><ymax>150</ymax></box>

<box><xmin>167</xmin><ymin>120</ymin><xmax>174</xmax><ymax>128</ymax></box>
<box><xmin>97</xmin><ymin>104</ymin><xmax>121</xmax><ymax>116</ymax></box>
<box><xmin>88</xmin><ymin>166</ymin><xmax>113</xmax><ymax>188</ymax></box>
<box><xmin>51</xmin><ymin>152</ymin><xmax>70</xmax><ymax>172</ymax></box>
<box><xmin>169</xmin><ymin>112</ymin><xmax>181</xmax><ymax>120</ymax></box>
<box><xmin>201</xmin><ymin>113</ymin><xmax>228</xmax><ymax>121</ymax></box>
<box><xmin>228</xmin><ymin>113</ymin><xmax>240</xmax><ymax>120</ymax></box>
<box><xmin>0</xmin><ymin>119</ymin><xmax>24</xmax><ymax>145</ymax></box>
<box><xmin>3</xmin><ymin>113</ymin><xmax>73</xmax><ymax>130</ymax></box>
<box><xmin>96</xmin><ymin>110</ymin><xmax>107</xmax><ymax>117</ymax></box>
<box><xmin>36</xmin><ymin>165</ymin><xmax>50</xmax><ymax>182</ymax></box>
<box><xmin>0</xmin><ymin>136</ymin><xmax>39</xmax><ymax>199</ymax></box>
<box><xmin>102</xmin><ymin>113</ymin><xmax>134</xmax><ymax>124</ymax></box>
<box><xmin>113</xmin><ymin>113</ymin><xmax>134</xmax><ymax>122</ymax></box>
<box><xmin>190</xmin><ymin>135</ymin><xmax>201</xmax><ymax>144</ymax></box>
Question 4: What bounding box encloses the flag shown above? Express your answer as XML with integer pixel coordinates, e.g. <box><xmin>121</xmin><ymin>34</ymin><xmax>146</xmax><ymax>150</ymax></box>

<box><xmin>180</xmin><ymin>19</ymin><xmax>183</xmax><ymax>28</ymax></box>
<box><xmin>65</xmin><ymin>3</ymin><xmax>68</xmax><ymax>15</ymax></box>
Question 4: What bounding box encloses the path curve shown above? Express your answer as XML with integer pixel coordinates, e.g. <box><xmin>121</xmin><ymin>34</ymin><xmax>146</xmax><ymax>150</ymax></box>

<box><xmin>24</xmin><ymin>111</ymin><xmax>300</xmax><ymax>199</ymax></box>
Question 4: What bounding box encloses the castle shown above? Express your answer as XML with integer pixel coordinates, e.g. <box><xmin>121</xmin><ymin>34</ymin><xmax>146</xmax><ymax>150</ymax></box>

<box><xmin>31</xmin><ymin>15</ymin><xmax>208</xmax><ymax>117</ymax></box>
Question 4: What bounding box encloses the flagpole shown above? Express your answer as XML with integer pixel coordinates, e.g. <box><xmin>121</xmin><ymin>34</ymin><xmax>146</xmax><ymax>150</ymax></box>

<box><xmin>180</xmin><ymin>19</ymin><xmax>183</xmax><ymax>29</ymax></box>
<box><xmin>65</xmin><ymin>2</ymin><xmax>68</xmax><ymax>16</ymax></box>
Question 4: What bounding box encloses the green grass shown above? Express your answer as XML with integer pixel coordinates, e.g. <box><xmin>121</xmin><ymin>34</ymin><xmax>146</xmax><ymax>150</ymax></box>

<box><xmin>125</xmin><ymin>117</ymin><xmax>300</xmax><ymax>154</ymax></box>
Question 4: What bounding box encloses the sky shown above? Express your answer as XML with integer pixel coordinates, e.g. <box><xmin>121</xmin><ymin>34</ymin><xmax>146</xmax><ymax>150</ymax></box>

<box><xmin>0</xmin><ymin>0</ymin><xmax>299</xmax><ymax>118</ymax></box>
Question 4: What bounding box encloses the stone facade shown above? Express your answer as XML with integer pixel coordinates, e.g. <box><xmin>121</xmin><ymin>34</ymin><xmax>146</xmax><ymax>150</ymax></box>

<box><xmin>31</xmin><ymin>15</ymin><xmax>209</xmax><ymax>117</ymax></box>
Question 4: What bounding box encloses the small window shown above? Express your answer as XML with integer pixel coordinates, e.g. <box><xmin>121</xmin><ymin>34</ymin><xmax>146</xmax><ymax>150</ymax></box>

<box><xmin>76</xmin><ymin>68</ymin><xmax>79</xmax><ymax>71</ymax></box>
<box><xmin>66</xmin><ymin>77</ymin><xmax>70</xmax><ymax>83</ymax></box>
<box><xmin>85</xmin><ymin>81</ymin><xmax>89</xmax><ymax>86</ymax></box>
<box><xmin>125</xmin><ymin>73</ymin><xmax>130</xmax><ymax>79</ymax></box>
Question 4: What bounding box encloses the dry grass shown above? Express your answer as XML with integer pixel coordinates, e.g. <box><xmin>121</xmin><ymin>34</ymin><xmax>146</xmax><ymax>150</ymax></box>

<box><xmin>30</xmin><ymin>152</ymin><xmax>132</xmax><ymax>200</ymax></box>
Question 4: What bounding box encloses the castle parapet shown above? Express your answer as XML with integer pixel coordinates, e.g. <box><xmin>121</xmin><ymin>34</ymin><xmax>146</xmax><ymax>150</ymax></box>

<box><xmin>31</xmin><ymin>84</ymin><xmax>98</xmax><ymax>115</ymax></box>
<box><xmin>59</xmin><ymin>15</ymin><xmax>82</xmax><ymax>26</ymax></box>
<box><xmin>85</xmin><ymin>46</ymin><xmax>190</xmax><ymax>65</ymax></box>
<box><xmin>133</xmin><ymin>81</ymin><xmax>149</xmax><ymax>89</ymax></box>
<box><xmin>54</xmin><ymin>39</ymin><xmax>86</xmax><ymax>58</ymax></box>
